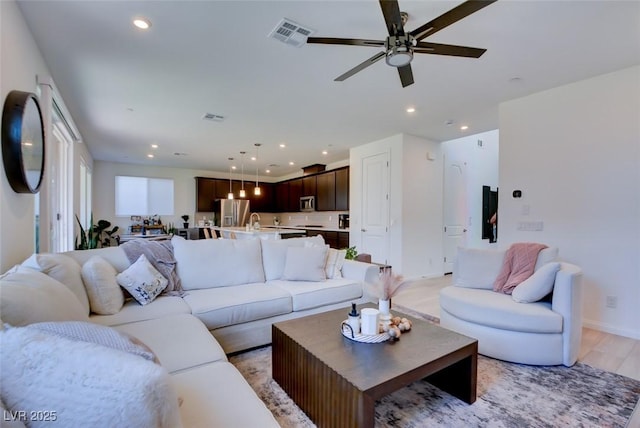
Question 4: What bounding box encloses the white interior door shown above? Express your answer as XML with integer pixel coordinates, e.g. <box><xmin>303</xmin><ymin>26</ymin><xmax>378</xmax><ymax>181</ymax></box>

<box><xmin>361</xmin><ymin>152</ymin><xmax>389</xmax><ymax>264</ymax></box>
<box><xmin>443</xmin><ymin>156</ymin><xmax>467</xmax><ymax>273</ymax></box>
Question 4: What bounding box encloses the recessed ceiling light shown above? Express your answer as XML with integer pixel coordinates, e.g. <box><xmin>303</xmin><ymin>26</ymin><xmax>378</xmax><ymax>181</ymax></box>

<box><xmin>147</xmin><ymin>154</ymin><xmax>154</xmax><ymax>158</ymax></box>
<box><xmin>279</xmin><ymin>143</ymin><xmax>286</xmax><ymax>148</ymax></box>
<box><xmin>231</xmin><ymin>165</ymin><xmax>236</xmax><ymax>170</ymax></box>
<box><xmin>251</xmin><ymin>156</ymin><xmax>256</xmax><ymax>161</ymax></box>
<box><xmin>266</xmin><ymin>169</ymin><xmax>271</xmax><ymax>174</ymax></box>
<box><xmin>322</xmin><ymin>150</ymin><xmax>328</xmax><ymax>155</ymax></box>
<box><xmin>289</xmin><ymin>161</ymin><xmax>295</xmax><ymax>166</ymax></box>
<box><xmin>406</xmin><ymin>107</ymin><xmax>416</xmax><ymax>113</ymax></box>
<box><xmin>133</xmin><ymin>18</ymin><xmax>151</xmax><ymax>30</ymax></box>
<box><xmin>460</xmin><ymin>125</ymin><xmax>469</xmax><ymax>131</ymax></box>
<box><xmin>151</xmin><ymin>144</ymin><xmax>158</xmax><ymax>149</ymax></box>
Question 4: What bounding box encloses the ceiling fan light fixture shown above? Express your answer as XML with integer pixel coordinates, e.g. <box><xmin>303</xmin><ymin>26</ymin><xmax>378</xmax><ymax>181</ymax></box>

<box><xmin>386</xmin><ymin>47</ymin><xmax>413</xmax><ymax>67</ymax></box>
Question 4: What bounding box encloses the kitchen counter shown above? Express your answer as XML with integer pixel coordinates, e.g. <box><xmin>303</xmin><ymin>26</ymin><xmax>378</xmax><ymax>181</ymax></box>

<box><xmin>269</xmin><ymin>225</ymin><xmax>350</xmax><ymax>233</ymax></box>
<box><xmin>210</xmin><ymin>226</ymin><xmax>307</xmax><ymax>240</ymax></box>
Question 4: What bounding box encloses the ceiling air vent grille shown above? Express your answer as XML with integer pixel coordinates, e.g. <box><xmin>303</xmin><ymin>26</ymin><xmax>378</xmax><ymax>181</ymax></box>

<box><xmin>268</xmin><ymin>18</ymin><xmax>315</xmax><ymax>48</ymax></box>
<box><xmin>202</xmin><ymin>113</ymin><xmax>225</xmax><ymax>122</ymax></box>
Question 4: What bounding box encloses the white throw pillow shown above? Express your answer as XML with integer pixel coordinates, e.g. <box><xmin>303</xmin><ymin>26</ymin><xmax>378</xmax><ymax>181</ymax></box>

<box><xmin>116</xmin><ymin>254</ymin><xmax>168</xmax><ymax>305</ymax></box>
<box><xmin>0</xmin><ymin>266</ymin><xmax>89</xmax><ymax>326</ymax></box>
<box><xmin>512</xmin><ymin>262</ymin><xmax>561</xmax><ymax>303</ymax></box>
<box><xmin>324</xmin><ymin>248</ymin><xmax>346</xmax><ymax>279</ymax></box>
<box><xmin>81</xmin><ymin>256</ymin><xmax>124</xmax><ymax>315</ymax></box>
<box><xmin>261</xmin><ymin>235</ymin><xmax>326</xmax><ymax>281</ymax></box>
<box><xmin>535</xmin><ymin>247</ymin><xmax>559</xmax><ymax>271</ymax></box>
<box><xmin>282</xmin><ymin>246</ymin><xmax>328</xmax><ymax>282</ymax></box>
<box><xmin>0</xmin><ymin>326</ymin><xmax>182</xmax><ymax>428</ymax></box>
<box><xmin>22</xmin><ymin>253</ymin><xmax>90</xmax><ymax>314</ymax></box>
<box><xmin>173</xmin><ymin>236</ymin><xmax>266</xmax><ymax>289</ymax></box>
<box><xmin>453</xmin><ymin>247</ymin><xmax>506</xmax><ymax>289</ymax></box>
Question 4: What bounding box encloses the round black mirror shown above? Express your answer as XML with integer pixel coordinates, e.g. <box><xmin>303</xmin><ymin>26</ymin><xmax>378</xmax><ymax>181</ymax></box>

<box><xmin>2</xmin><ymin>90</ymin><xmax>45</xmax><ymax>193</ymax></box>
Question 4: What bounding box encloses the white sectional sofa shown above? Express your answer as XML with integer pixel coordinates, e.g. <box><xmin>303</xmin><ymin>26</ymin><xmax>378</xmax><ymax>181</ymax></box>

<box><xmin>0</xmin><ymin>235</ymin><xmax>378</xmax><ymax>427</ymax></box>
<box><xmin>439</xmin><ymin>246</ymin><xmax>583</xmax><ymax>367</ymax></box>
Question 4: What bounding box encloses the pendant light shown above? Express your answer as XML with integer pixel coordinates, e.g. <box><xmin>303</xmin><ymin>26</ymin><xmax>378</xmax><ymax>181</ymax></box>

<box><xmin>254</xmin><ymin>144</ymin><xmax>262</xmax><ymax>196</ymax></box>
<box><xmin>227</xmin><ymin>157</ymin><xmax>234</xmax><ymax>199</ymax></box>
<box><xmin>239</xmin><ymin>151</ymin><xmax>246</xmax><ymax>198</ymax></box>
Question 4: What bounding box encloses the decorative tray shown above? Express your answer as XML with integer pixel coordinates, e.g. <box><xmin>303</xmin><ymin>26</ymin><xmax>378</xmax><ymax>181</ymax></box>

<box><xmin>341</xmin><ymin>321</ymin><xmax>390</xmax><ymax>343</ymax></box>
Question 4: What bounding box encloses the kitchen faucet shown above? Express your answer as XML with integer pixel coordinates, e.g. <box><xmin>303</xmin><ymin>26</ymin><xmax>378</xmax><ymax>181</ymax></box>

<box><xmin>250</xmin><ymin>212</ymin><xmax>261</xmax><ymax>229</ymax></box>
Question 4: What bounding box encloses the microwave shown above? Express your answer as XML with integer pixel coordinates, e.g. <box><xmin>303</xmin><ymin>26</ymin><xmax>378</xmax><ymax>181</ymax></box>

<box><xmin>300</xmin><ymin>196</ymin><xmax>315</xmax><ymax>212</ymax></box>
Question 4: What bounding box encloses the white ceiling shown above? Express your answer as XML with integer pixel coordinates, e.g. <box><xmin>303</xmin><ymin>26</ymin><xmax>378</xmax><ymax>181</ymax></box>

<box><xmin>17</xmin><ymin>1</ymin><xmax>640</xmax><ymax>178</ymax></box>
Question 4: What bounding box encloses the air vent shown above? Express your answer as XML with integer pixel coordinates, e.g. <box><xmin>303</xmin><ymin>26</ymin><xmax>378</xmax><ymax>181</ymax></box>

<box><xmin>268</xmin><ymin>18</ymin><xmax>315</xmax><ymax>48</ymax></box>
<box><xmin>202</xmin><ymin>113</ymin><xmax>225</xmax><ymax>122</ymax></box>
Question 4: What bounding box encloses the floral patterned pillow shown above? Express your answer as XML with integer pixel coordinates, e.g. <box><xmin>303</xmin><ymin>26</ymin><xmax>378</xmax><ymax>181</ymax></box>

<box><xmin>116</xmin><ymin>254</ymin><xmax>168</xmax><ymax>305</ymax></box>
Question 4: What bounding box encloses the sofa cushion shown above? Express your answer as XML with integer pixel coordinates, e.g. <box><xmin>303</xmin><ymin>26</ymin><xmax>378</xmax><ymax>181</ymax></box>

<box><xmin>27</xmin><ymin>321</ymin><xmax>157</xmax><ymax>362</ymax></box>
<box><xmin>0</xmin><ymin>325</ymin><xmax>182</xmax><ymax>428</ymax></box>
<box><xmin>453</xmin><ymin>247</ymin><xmax>506</xmax><ymax>290</ymax></box>
<box><xmin>183</xmin><ymin>283</ymin><xmax>292</xmax><ymax>329</ymax></box>
<box><xmin>282</xmin><ymin>245</ymin><xmax>328</xmax><ymax>282</ymax></box>
<box><xmin>81</xmin><ymin>256</ymin><xmax>124</xmax><ymax>315</ymax></box>
<box><xmin>173</xmin><ymin>362</ymin><xmax>279</xmax><ymax>428</ymax></box>
<box><xmin>440</xmin><ymin>286</ymin><xmax>562</xmax><ymax>334</ymax></box>
<box><xmin>0</xmin><ymin>266</ymin><xmax>89</xmax><ymax>326</ymax></box>
<box><xmin>116</xmin><ymin>254</ymin><xmax>168</xmax><ymax>305</ymax></box>
<box><xmin>22</xmin><ymin>253</ymin><xmax>90</xmax><ymax>314</ymax></box>
<box><xmin>172</xmin><ymin>236</ymin><xmax>265</xmax><ymax>290</ymax></box>
<box><xmin>261</xmin><ymin>235</ymin><xmax>325</xmax><ymax>281</ymax></box>
<box><xmin>90</xmin><ymin>295</ymin><xmax>190</xmax><ymax>327</ymax></box>
<box><xmin>64</xmin><ymin>247</ymin><xmax>131</xmax><ymax>273</ymax></box>
<box><xmin>269</xmin><ymin>278</ymin><xmax>363</xmax><ymax>311</ymax></box>
<box><xmin>512</xmin><ymin>262</ymin><xmax>561</xmax><ymax>303</ymax></box>
<box><xmin>535</xmin><ymin>247</ymin><xmax>559</xmax><ymax>271</ymax></box>
<box><xmin>114</xmin><ymin>314</ymin><xmax>228</xmax><ymax>374</ymax></box>
<box><xmin>325</xmin><ymin>248</ymin><xmax>346</xmax><ymax>279</ymax></box>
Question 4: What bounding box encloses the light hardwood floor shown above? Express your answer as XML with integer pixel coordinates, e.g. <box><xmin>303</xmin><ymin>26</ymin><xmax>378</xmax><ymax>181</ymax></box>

<box><xmin>392</xmin><ymin>275</ymin><xmax>640</xmax><ymax>426</ymax></box>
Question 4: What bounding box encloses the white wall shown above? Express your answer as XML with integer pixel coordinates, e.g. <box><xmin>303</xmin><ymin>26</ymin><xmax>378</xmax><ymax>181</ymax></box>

<box><xmin>442</xmin><ymin>129</ymin><xmax>499</xmax><ymax>249</ymax></box>
<box><xmin>499</xmin><ymin>65</ymin><xmax>640</xmax><ymax>339</ymax></box>
<box><xmin>0</xmin><ymin>0</ymin><xmax>50</xmax><ymax>272</ymax></box>
<box><xmin>350</xmin><ymin>133</ymin><xmax>443</xmax><ymax>279</ymax></box>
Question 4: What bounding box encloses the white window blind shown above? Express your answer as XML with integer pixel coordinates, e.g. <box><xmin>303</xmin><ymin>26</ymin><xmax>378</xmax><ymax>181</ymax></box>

<box><xmin>115</xmin><ymin>176</ymin><xmax>174</xmax><ymax>216</ymax></box>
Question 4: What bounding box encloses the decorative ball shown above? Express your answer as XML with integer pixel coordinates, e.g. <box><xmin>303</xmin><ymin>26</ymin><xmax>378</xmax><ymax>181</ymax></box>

<box><xmin>388</xmin><ymin>325</ymin><xmax>402</xmax><ymax>339</ymax></box>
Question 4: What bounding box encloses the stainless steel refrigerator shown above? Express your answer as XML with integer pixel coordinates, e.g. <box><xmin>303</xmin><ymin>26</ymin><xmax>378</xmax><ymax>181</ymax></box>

<box><xmin>215</xmin><ymin>199</ymin><xmax>251</xmax><ymax>227</ymax></box>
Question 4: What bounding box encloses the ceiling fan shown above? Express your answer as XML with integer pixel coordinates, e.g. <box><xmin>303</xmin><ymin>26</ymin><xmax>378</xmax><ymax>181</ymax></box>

<box><xmin>307</xmin><ymin>0</ymin><xmax>497</xmax><ymax>88</ymax></box>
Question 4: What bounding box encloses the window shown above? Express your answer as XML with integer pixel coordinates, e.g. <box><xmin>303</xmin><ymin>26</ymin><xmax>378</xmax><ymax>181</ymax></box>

<box><xmin>115</xmin><ymin>176</ymin><xmax>174</xmax><ymax>216</ymax></box>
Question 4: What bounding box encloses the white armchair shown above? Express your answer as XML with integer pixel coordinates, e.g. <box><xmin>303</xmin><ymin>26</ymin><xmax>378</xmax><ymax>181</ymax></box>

<box><xmin>439</xmin><ymin>247</ymin><xmax>583</xmax><ymax>367</ymax></box>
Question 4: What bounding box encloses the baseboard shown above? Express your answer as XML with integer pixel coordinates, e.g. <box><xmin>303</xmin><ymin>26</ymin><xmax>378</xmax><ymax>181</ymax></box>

<box><xmin>582</xmin><ymin>319</ymin><xmax>640</xmax><ymax>340</ymax></box>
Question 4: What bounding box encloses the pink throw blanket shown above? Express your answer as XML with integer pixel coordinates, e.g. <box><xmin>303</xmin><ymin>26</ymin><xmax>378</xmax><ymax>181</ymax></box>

<box><xmin>493</xmin><ymin>243</ymin><xmax>548</xmax><ymax>294</ymax></box>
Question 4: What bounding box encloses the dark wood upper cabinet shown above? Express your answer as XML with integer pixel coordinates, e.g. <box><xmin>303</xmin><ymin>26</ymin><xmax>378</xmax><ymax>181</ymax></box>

<box><xmin>335</xmin><ymin>167</ymin><xmax>349</xmax><ymax>211</ymax></box>
<box><xmin>196</xmin><ymin>177</ymin><xmax>216</xmax><ymax>212</ymax></box>
<box><xmin>316</xmin><ymin>171</ymin><xmax>335</xmax><ymax>211</ymax></box>
<box><xmin>275</xmin><ymin>182</ymin><xmax>289</xmax><ymax>213</ymax></box>
<box><xmin>302</xmin><ymin>175</ymin><xmax>316</xmax><ymax>197</ymax></box>
<box><xmin>288</xmin><ymin>178</ymin><xmax>302</xmax><ymax>211</ymax></box>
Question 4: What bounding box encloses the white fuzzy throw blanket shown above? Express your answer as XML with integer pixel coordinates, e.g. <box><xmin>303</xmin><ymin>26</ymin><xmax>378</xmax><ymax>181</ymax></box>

<box><xmin>120</xmin><ymin>239</ymin><xmax>184</xmax><ymax>296</ymax></box>
<box><xmin>0</xmin><ymin>326</ymin><xmax>182</xmax><ymax>428</ymax></box>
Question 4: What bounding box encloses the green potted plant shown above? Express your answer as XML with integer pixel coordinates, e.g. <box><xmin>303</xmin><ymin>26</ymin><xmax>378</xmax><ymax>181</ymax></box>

<box><xmin>345</xmin><ymin>246</ymin><xmax>358</xmax><ymax>260</ymax></box>
<box><xmin>75</xmin><ymin>214</ymin><xmax>120</xmax><ymax>250</ymax></box>
<box><xmin>181</xmin><ymin>214</ymin><xmax>189</xmax><ymax>228</ymax></box>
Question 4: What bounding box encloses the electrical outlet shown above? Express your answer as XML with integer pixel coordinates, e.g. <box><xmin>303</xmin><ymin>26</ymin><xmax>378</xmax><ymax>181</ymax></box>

<box><xmin>606</xmin><ymin>296</ymin><xmax>617</xmax><ymax>309</ymax></box>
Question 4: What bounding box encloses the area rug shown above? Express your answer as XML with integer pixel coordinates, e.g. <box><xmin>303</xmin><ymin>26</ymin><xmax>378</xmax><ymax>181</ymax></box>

<box><xmin>230</xmin><ymin>314</ymin><xmax>640</xmax><ymax>427</ymax></box>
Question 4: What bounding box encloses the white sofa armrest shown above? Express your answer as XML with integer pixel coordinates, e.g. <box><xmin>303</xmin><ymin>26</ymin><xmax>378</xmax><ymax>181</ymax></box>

<box><xmin>341</xmin><ymin>260</ymin><xmax>380</xmax><ymax>301</ymax></box>
<box><xmin>551</xmin><ymin>262</ymin><xmax>583</xmax><ymax>366</ymax></box>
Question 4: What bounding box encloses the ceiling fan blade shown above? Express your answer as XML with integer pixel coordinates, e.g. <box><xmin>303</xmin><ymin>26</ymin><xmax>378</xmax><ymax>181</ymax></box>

<box><xmin>307</xmin><ymin>37</ymin><xmax>385</xmax><ymax>47</ymax></box>
<box><xmin>379</xmin><ymin>0</ymin><xmax>405</xmax><ymax>36</ymax></box>
<box><xmin>335</xmin><ymin>51</ymin><xmax>386</xmax><ymax>82</ymax></box>
<box><xmin>414</xmin><ymin>42</ymin><xmax>487</xmax><ymax>58</ymax></box>
<box><xmin>397</xmin><ymin>64</ymin><xmax>414</xmax><ymax>88</ymax></box>
<box><xmin>411</xmin><ymin>0</ymin><xmax>497</xmax><ymax>41</ymax></box>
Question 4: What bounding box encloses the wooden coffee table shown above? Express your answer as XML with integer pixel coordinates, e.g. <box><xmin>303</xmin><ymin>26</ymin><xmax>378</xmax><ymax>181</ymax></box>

<box><xmin>272</xmin><ymin>304</ymin><xmax>477</xmax><ymax>428</ymax></box>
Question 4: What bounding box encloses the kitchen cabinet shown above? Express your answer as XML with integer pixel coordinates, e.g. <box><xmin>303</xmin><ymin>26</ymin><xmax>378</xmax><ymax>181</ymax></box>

<box><xmin>338</xmin><ymin>231</ymin><xmax>349</xmax><ymax>249</ymax></box>
<box><xmin>275</xmin><ymin>182</ymin><xmax>289</xmax><ymax>213</ymax></box>
<box><xmin>316</xmin><ymin>171</ymin><xmax>335</xmax><ymax>211</ymax></box>
<box><xmin>302</xmin><ymin>175</ymin><xmax>316</xmax><ymax>197</ymax></box>
<box><xmin>288</xmin><ymin>178</ymin><xmax>302</xmax><ymax>212</ymax></box>
<box><xmin>335</xmin><ymin>167</ymin><xmax>349</xmax><ymax>211</ymax></box>
<box><xmin>196</xmin><ymin>177</ymin><xmax>216</xmax><ymax>212</ymax></box>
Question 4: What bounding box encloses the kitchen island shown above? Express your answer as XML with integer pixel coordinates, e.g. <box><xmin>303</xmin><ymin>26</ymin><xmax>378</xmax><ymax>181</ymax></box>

<box><xmin>210</xmin><ymin>226</ymin><xmax>307</xmax><ymax>240</ymax></box>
